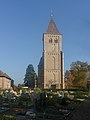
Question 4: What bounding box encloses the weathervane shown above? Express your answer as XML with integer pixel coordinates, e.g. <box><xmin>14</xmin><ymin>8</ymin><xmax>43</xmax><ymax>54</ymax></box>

<box><xmin>50</xmin><ymin>10</ymin><xmax>53</xmax><ymax>19</ymax></box>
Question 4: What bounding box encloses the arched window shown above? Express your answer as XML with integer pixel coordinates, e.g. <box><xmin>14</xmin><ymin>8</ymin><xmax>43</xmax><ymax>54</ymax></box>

<box><xmin>49</xmin><ymin>38</ymin><xmax>52</xmax><ymax>43</ymax></box>
<box><xmin>53</xmin><ymin>56</ymin><xmax>55</xmax><ymax>69</ymax></box>
<box><xmin>54</xmin><ymin>38</ymin><xmax>58</xmax><ymax>43</ymax></box>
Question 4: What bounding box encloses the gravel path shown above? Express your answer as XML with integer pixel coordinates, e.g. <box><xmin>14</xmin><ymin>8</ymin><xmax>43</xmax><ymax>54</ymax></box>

<box><xmin>69</xmin><ymin>97</ymin><xmax>90</xmax><ymax>120</ymax></box>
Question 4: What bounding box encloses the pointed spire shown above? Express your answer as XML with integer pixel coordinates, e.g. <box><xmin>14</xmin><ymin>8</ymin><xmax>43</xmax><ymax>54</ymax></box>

<box><xmin>47</xmin><ymin>16</ymin><xmax>59</xmax><ymax>34</ymax></box>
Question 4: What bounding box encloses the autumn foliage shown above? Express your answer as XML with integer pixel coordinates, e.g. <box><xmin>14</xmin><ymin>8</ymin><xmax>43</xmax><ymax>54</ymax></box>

<box><xmin>65</xmin><ymin>61</ymin><xmax>90</xmax><ymax>89</ymax></box>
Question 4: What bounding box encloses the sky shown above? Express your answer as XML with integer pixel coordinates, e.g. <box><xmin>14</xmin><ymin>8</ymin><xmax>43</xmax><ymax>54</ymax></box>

<box><xmin>0</xmin><ymin>0</ymin><xmax>90</xmax><ymax>85</ymax></box>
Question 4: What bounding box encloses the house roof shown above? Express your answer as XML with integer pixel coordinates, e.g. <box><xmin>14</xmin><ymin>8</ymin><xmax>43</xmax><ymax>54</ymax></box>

<box><xmin>0</xmin><ymin>70</ymin><xmax>12</xmax><ymax>80</ymax></box>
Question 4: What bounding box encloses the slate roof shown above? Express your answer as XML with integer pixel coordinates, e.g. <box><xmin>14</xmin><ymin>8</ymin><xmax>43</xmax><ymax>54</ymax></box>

<box><xmin>0</xmin><ymin>70</ymin><xmax>12</xmax><ymax>80</ymax></box>
<box><xmin>38</xmin><ymin>56</ymin><xmax>44</xmax><ymax>67</ymax></box>
<box><xmin>47</xmin><ymin>18</ymin><xmax>59</xmax><ymax>34</ymax></box>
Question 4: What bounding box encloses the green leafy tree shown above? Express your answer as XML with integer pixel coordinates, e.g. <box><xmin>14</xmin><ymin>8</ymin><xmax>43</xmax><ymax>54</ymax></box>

<box><xmin>24</xmin><ymin>64</ymin><xmax>37</xmax><ymax>88</ymax></box>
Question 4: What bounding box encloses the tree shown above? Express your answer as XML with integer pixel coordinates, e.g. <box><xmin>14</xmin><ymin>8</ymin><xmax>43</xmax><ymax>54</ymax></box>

<box><xmin>65</xmin><ymin>61</ymin><xmax>90</xmax><ymax>89</ymax></box>
<box><xmin>65</xmin><ymin>70</ymin><xmax>74</xmax><ymax>89</ymax></box>
<box><xmin>71</xmin><ymin>61</ymin><xmax>88</xmax><ymax>88</ymax></box>
<box><xmin>24</xmin><ymin>64</ymin><xmax>37</xmax><ymax>88</ymax></box>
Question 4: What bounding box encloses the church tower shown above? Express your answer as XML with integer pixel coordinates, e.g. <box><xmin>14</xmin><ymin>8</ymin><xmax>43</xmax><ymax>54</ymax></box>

<box><xmin>38</xmin><ymin>17</ymin><xmax>64</xmax><ymax>89</ymax></box>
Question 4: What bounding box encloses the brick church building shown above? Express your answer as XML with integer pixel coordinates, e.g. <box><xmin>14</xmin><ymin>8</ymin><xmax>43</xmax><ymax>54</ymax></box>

<box><xmin>38</xmin><ymin>17</ymin><xmax>64</xmax><ymax>89</ymax></box>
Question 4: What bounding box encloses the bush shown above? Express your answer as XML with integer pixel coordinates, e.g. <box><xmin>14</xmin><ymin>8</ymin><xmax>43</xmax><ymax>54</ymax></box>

<box><xmin>0</xmin><ymin>115</ymin><xmax>16</xmax><ymax>120</ymax></box>
<box><xmin>74</xmin><ymin>91</ymin><xmax>88</xmax><ymax>99</ymax></box>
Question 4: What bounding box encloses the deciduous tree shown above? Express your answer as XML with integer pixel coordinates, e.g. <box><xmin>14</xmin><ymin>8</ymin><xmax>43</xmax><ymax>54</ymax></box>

<box><xmin>65</xmin><ymin>70</ymin><xmax>74</xmax><ymax>89</ymax></box>
<box><xmin>65</xmin><ymin>61</ymin><xmax>90</xmax><ymax>89</ymax></box>
<box><xmin>71</xmin><ymin>61</ymin><xmax>88</xmax><ymax>88</ymax></box>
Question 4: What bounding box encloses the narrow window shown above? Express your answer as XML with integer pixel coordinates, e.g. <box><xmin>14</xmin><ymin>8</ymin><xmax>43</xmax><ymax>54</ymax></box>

<box><xmin>49</xmin><ymin>38</ymin><xmax>52</xmax><ymax>43</ymax></box>
<box><xmin>54</xmin><ymin>38</ymin><xmax>58</xmax><ymax>43</ymax></box>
